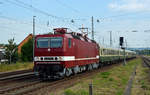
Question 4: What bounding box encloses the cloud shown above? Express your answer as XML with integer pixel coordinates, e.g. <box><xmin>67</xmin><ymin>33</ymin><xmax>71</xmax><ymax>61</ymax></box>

<box><xmin>108</xmin><ymin>0</ymin><xmax>150</xmax><ymax>12</ymax></box>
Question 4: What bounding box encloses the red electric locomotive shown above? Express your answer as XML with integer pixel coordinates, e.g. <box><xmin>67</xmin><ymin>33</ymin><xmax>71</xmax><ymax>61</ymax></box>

<box><xmin>34</xmin><ymin>28</ymin><xmax>100</xmax><ymax>79</ymax></box>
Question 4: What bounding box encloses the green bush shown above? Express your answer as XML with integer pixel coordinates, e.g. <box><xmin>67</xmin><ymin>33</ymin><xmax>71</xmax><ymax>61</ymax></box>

<box><xmin>77</xmin><ymin>89</ymin><xmax>88</xmax><ymax>95</ymax></box>
<box><xmin>109</xmin><ymin>77</ymin><xmax>114</xmax><ymax>81</ymax></box>
<box><xmin>21</xmin><ymin>38</ymin><xmax>33</xmax><ymax>62</ymax></box>
<box><xmin>101</xmin><ymin>72</ymin><xmax>111</xmax><ymax>78</ymax></box>
<box><xmin>64</xmin><ymin>89</ymin><xmax>88</xmax><ymax>95</ymax></box>
<box><xmin>64</xmin><ymin>89</ymin><xmax>76</xmax><ymax>95</ymax></box>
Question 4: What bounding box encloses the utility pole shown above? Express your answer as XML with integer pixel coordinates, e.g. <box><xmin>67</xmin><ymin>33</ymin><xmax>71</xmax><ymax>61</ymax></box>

<box><xmin>91</xmin><ymin>16</ymin><xmax>94</xmax><ymax>40</ymax></box>
<box><xmin>125</xmin><ymin>39</ymin><xmax>127</xmax><ymax>48</ymax></box>
<box><xmin>98</xmin><ymin>37</ymin><xmax>101</xmax><ymax>45</ymax></box>
<box><xmin>89</xmin><ymin>83</ymin><xmax>93</xmax><ymax>95</ymax></box>
<box><xmin>119</xmin><ymin>37</ymin><xmax>126</xmax><ymax>66</ymax></box>
<box><xmin>33</xmin><ymin>16</ymin><xmax>36</xmax><ymax>62</ymax></box>
<box><xmin>103</xmin><ymin>37</ymin><xmax>105</xmax><ymax>46</ymax></box>
<box><xmin>109</xmin><ymin>31</ymin><xmax>112</xmax><ymax>47</ymax></box>
<box><xmin>123</xmin><ymin>45</ymin><xmax>126</xmax><ymax>65</ymax></box>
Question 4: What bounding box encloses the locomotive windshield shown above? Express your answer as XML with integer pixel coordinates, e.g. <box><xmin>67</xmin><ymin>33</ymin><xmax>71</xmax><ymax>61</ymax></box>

<box><xmin>37</xmin><ymin>37</ymin><xmax>62</xmax><ymax>48</ymax></box>
<box><xmin>37</xmin><ymin>38</ymin><xmax>49</xmax><ymax>48</ymax></box>
<box><xmin>50</xmin><ymin>37</ymin><xmax>62</xmax><ymax>48</ymax></box>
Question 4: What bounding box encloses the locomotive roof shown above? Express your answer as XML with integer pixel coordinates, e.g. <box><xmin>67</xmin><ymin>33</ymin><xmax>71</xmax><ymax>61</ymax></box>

<box><xmin>36</xmin><ymin>28</ymin><xmax>97</xmax><ymax>44</ymax></box>
<box><xmin>36</xmin><ymin>33</ymin><xmax>97</xmax><ymax>44</ymax></box>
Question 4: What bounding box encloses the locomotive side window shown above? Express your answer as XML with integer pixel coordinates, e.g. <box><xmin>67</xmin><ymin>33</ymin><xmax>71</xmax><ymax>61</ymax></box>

<box><xmin>50</xmin><ymin>37</ymin><xmax>62</xmax><ymax>48</ymax></box>
<box><xmin>68</xmin><ymin>38</ymin><xmax>71</xmax><ymax>48</ymax></box>
<box><xmin>37</xmin><ymin>38</ymin><xmax>49</xmax><ymax>48</ymax></box>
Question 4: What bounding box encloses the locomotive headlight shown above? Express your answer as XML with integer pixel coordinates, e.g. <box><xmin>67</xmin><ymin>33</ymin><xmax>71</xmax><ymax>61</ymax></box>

<box><xmin>58</xmin><ymin>57</ymin><xmax>63</xmax><ymax>61</ymax></box>
<box><xmin>34</xmin><ymin>57</ymin><xmax>40</xmax><ymax>61</ymax></box>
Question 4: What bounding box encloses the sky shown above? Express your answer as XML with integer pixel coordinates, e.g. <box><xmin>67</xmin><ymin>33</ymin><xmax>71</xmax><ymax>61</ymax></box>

<box><xmin>0</xmin><ymin>0</ymin><xmax>150</xmax><ymax>48</ymax></box>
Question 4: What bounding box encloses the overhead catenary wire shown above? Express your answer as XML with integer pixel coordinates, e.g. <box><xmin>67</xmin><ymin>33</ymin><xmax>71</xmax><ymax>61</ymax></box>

<box><xmin>54</xmin><ymin>0</ymin><xmax>88</xmax><ymax>21</ymax></box>
<box><xmin>7</xmin><ymin>0</ymin><xmax>88</xmax><ymax>31</ymax></box>
<box><xmin>0</xmin><ymin>22</ymin><xmax>49</xmax><ymax>35</ymax></box>
<box><xmin>3</xmin><ymin>0</ymin><xmax>91</xmax><ymax>32</ymax></box>
<box><xmin>0</xmin><ymin>15</ymin><xmax>52</xmax><ymax>32</ymax></box>
<box><xmin>0</xmin><ymin>14</ymin><xmax>83</xmax><ymax>37</ymax></box>
<box><xmin>55</xmin><ymin>0</ymin><xmax>80</xmax><ymax>13</ymax></box>
<box><xmin>3</xmin><ymin>0</ymin><xmax>150</xmax><ymax>25</ymax></box>
<box><xmin>5</xmin><ymin>0</ymin><xmax>86</xmax><ymax>21</ymax></box>
<box><xmin>0</xmin><ymin>14</ymin><xmax>82</xmax><ymax>35</ymax></box>
<box><xmin>96</xmin><ymin>10</ymin><xmax>150</xmax><ymax>22</ymax></box>
<box><xmin>5</xmin><ymin>0</ymin><xmax>67</xmax><ymax>20</ymax></box>
<box><xmin>2</xmin><ymin>0</ymin><xmax>150</xmax><ymax>48</ymax></box>
<box><xmin>16</xmin><ymin>0</ymin><xmax>70</xmax><ymax>19</ymax></box>
<box><xmin>92</xmin><ymin>11</ymin><xmax>150</xmax><ymax>44</ymax></box>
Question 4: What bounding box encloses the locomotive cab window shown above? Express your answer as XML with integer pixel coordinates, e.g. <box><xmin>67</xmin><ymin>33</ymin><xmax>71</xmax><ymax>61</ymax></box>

<box><xmin>50</xmin><ymin>37</ymin><xmax>62</xmax><ymax>48</ymax></box>
<box><xmin>37</xmin><ymin>38</ymin><xmax>49</xmax><ymax>48</ymax></box>
<box><xmin>68</xmin><ymin>38</ymin><xmax>71</xmax><ymax>48</ymax></box>
<box><xmin>37</xmin><ymin>37</ymin><xmax>62</xmax><ymax>48</ymax></box>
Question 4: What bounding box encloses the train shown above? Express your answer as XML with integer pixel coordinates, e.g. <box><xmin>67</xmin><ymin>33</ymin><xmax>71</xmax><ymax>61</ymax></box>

<box><xmin>33</xmin><ymin>28</ymin><xmax>136</xmax><ymax>79</ymax></box>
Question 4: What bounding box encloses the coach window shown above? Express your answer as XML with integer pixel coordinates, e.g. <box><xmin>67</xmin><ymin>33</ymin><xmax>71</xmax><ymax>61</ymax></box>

<box><xmin>68</xmin><ymin>38</ymin><xmax>71</xmax><ymax>48</ymax></box>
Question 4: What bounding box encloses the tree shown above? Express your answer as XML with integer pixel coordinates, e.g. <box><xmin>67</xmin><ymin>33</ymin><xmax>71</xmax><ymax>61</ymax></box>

<box><xmin>5</xmin><ymin>38</ymin><xmax>18</xmax><ymax>63</ymax></box>
<box><xmin>21</xmin><ymin>38</ymin><xmax>33</xmax><ymax>62</ymax></box>
<box><xmin>0</xmin><ymin>44</ymin><xmax>5</xmax><ymax>47</ymax></box>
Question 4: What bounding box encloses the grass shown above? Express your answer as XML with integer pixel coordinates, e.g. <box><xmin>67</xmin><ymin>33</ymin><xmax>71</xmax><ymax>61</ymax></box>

<box><xmin>0</xmin><ymin>62</ymin><xmax>34</xmax><ymax>72</ymax></box>
<box><xmin>62</xmin><ymin>58</ymin><xmax>142</xmax><ymax>95</ymax></box>
<box><xmin>131</xmin><ymin>60</ymin><xmax>150</xmax><ymax>95</ymax></box>
<box><xmin>64</xmin><ymin>89</ymin><xmax>88</xmax><ymax>95</ymax></box>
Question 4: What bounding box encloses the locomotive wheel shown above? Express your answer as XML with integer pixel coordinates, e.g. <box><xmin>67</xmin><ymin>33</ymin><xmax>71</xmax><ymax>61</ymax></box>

<box><xmin>65</xmin><ymin>68</ymin><xmax>71</xmax><ymax>77</ymax></box>
<box><xmin>99</xmin><ymin>63</ymin><xmax>103</xmax><ymax>68</ymax></box>
<box><xmin>39</xmin><ymin>73</ymin><xmax>47</xmax><ymax>80</ymax></box>
<box><xmin>88</xmin><ymin>64</ymin><xmax>93</xmax><ymax>71</ymax></box>
<box><xmin>73</xmin><ymin>66</ymin><xmax>80</xmax><ymax>74</ymax></box>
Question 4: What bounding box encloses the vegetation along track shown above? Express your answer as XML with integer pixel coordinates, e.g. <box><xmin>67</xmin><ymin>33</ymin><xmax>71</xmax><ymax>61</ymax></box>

<box><xmin>0</xmin><ymin>60</ymin><xmax>132</xmax><ymax>95</ymax></box>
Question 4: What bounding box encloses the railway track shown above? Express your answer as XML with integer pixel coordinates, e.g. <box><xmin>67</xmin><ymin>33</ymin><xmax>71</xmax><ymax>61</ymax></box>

<box><xmin>0</xmin><ymin>72</ymin><xmax>34</xmax><ymax>81</ymax></box>
<box><xmin>0</xmin><ymin>69</ymin><xmax>36</xmax><ymax>87</ymax></box>
<box><xmin>0</xmin><ymin>58</ymin><xmax>135</xmax><ymax>95</ymax></box>
<box><xmin>0</xmin><ymin>69</ymin><xmax>34</xmax><ymax>81</ymax></box>
<box><xmin>0</xmin><ymin>69</ymin><xmax>32</xmax><ymax>78</ymax></box>
<box><xmin>0</xmin><ymin>79</ymin><xmax>41</xmax><ymax>94</ymax></box>
<box><xmin>0</xmin><ymin>63</ymin><xmax>122</xmax><ymax>95</ymax></box>
<box><xmin>142</xmin><ymin>56</ymin><xmax>150</xmax><ymax>68</ymax></box>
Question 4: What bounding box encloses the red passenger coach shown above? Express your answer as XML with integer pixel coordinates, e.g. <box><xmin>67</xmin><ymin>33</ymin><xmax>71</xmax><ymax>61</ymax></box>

<box><xmin>34</xmin><ymin>28</ymin><xmax>100</xmax><ymax>79</ymax></box>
